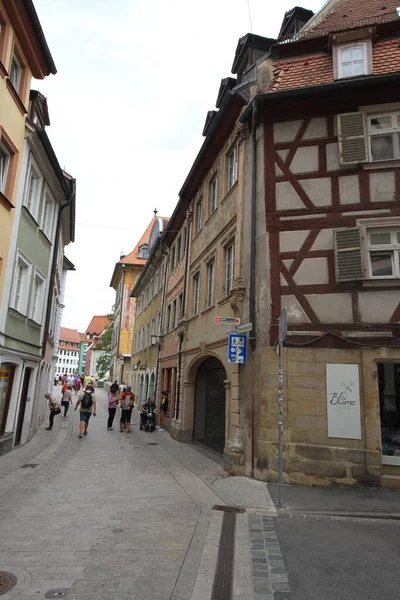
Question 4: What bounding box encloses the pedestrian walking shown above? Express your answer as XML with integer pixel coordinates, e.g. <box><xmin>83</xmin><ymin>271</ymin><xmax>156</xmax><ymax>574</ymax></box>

<box><xmin>159</xmin><ymin>391</ymin><xmax>168</xmax><ymax>432</ymax></box>
<box><xmin>84</xmin><ymin>373</ymin><xmax>91</xmax><ymax>387</ymax></box>
<box><xmin>119</xmin><ymin>381</ymin><xmax>126</xmax><ymax>395</ymax></box>
<box><xmin>120</xmin><ymin>386</ymin><xmax>135</xmax><ymax>432</ymax></box>
<box><xmin>61</xmin><ymin>385</ymin><xmax>73</xmax><ymax>419</ymax></box>
<box><xmin>108</xmin><ymin>386</ymin><xmax>119</xmax><ymax>430</ymax></box>
<box><xmin>45</xmin><ymin>393</ymin><xmax>60</xmax><ymax>430</ymax></box>
<box><xmin>74</xmin><ymin>385</ymin><xmax>96</xmax><ymax>438</ymax></box>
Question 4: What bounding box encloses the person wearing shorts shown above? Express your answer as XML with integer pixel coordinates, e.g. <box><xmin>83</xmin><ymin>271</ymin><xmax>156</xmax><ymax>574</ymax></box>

<box><xmin>74</xmin><ymin>385</ymin><xmax>96</xmax><ymax>438</ymax></box>
<box><xmin>119</xmin><ymin>387</ymin><xmax>135</xmax><ymax>433</ymax></box>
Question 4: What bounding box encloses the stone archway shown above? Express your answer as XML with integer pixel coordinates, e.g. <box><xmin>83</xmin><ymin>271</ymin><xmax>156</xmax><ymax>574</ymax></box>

<box><xmin>193</xmin><ymin>357</ymin><xmax>227</xmax><ymax>454</ymax></box>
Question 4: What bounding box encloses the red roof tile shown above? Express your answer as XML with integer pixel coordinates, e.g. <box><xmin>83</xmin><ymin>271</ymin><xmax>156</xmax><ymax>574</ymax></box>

<box><xmin>310</xmin><ymin>0</ymin><xmax>399</xmax><ymax>34</ymax></box>
<box><xmin>270</xmin><ymin>38</ymin><xmax>400</xmax><ymax>92</ymax></box>
<box><xmin>59</xmin><ymin>327</ymin><xmax>81</xmax><ymax>344</ymax></box>
<box><xmin>84</xmin><ymin>315</ymin><xmax>111</xmax><ymax>336</ymax></box>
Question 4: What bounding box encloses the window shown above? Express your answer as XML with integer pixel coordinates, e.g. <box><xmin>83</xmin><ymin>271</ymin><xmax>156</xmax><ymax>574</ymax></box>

<box><xmin>9</xmin><ymin>53</ymin><xmax>22</xmax><ymax>93</ymax></box>
<box><xmin>0</xmin><ymin>143</ymin><xmax>10</xmax><ymax>194</ymax></box>
<box><xmin>86</xmin><ymin>334</ymin><xmax>90</xmax><ymax>340</ymax></box>
<box><xmin>30</xmin><ymin>269</ymin><xmax>46</xmax><ymax>323</ymax></box>
<box><xmin>146</xmin><ymin>323</ymin><xmax>150</xmax><ymax>346</ymax></box>
<box><xmin>24</xmin><ymin>159</ymin><xmax>41</xmax><ymax>219</ymax></box>
<box><xmin>209</xmin><ymin>174</ymin><xmax>217</xmax><ymax>215</ymax></box>
<box><xmin>227</xmin><ymin>146</ymin><xmax>238</xmax><ymax>190</ymax></box>
<box><xmin>11</xmin><ymin>251</ymin><xmax>31</xmax><ymax>314</ymax></box>
<box><xmin>60</xmin><ymin>341</ymin><xmax>64</xmax><ymax>346</ymax></box>
<box><xmin>166</xmin><ymin>305</ymin><xmax>171</xmax><ymax>331</ymax></box>
<box><xmin>42</xmin><ymin>192</ymin><xmax>54</xmax><ymax>239</ymax></box>
<box><xmin>154</xmin><ymin>270</ymin><xmax>159</xmax><ymax>295</ymax></box>
<box><xmin>193</xmin><ymin>272</ymin><xmax>200</xmax><ymax>315</ymax></box>
<box><xmin>138</xmin><ymin>243</ymin><xmax>149</xmax><ymax>259</ymax></box>
<box><xmin>178</xmin><ymin>292</ymin><xmax>183</xmax><ymax>320</ymax></box>
<box><xmin>368</xmin><ymin>113</ymin><xmax>400</xmax><ymax>162</ymax></box>
<box><xmin>225</xmin><ymin>243</ymin><xmax>235</xmax><ymax>295</ymax></box>
<box><xmin>338</xmin><ymin>44</ymin><xmax>367</xmax><ymax>79</ymax></box>
<box><xmin>207</xmin><ymin>262</ymin><xmax>215</xmax><ymax>307</ymax></box>
<box><xmin>368</xmin><ymin>228</ymin><xmax>400</xmax><ymax>278</ymax></box>
<box><xmin>170</xmin><ymin>247</ymin><xmax>175</xmax><ymax>271</ymax></box>
<box><xmin>172</xmin><ymin>299</ymin><xmax>177</xmax><ymax>329</ymax></box>
<box><xmin>195</xmin><ymin>198</ymin><xmax>202</xmax><ymax>234</ymax></box>
<box><xmin>177</xmin><ymin>236</ymin><xmax>182</xmax><ymax>262</ymax></box>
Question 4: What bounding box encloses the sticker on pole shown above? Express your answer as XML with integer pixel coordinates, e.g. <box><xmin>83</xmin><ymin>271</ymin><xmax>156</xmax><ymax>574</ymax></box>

<box><xmin>228</xmin><ymin>333</ymin><xmax>247</xmax><ymax>364</ymax></box>
<box><xmin>278</xmin><ymin>307</ymin><xmax>288</xmax><ymax>342</ymax></box>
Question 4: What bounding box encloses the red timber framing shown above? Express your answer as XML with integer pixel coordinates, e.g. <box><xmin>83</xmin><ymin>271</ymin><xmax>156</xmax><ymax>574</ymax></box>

<box><xmin>264</xmin><ymin>114</ymin><xmax>400</xmax><ymax>348</ymax></box>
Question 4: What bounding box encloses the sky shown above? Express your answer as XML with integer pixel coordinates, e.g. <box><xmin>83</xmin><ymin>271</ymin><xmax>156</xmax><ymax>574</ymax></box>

<box><xmin>33</xmin><ymin>0</ymin><xmax>324</xmax><ymax>333</ymax></box>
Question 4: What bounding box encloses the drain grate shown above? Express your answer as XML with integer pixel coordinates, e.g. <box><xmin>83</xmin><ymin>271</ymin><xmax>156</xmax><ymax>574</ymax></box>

<box><xmin>212</xmin><ymin>505</ymin><xmax>246</xmax><ymax>514</ymax></box>
<box><xmin>147</xmin><ymin>442</ymin><xmax>158</xmax><ymax>445</ymax></box>
<box><xmin>45</xmin><ymin>590</ymin><xmax>69</xmax><ymax>598</ymax></box>
<box><xmin>211</xmin><ymin>511</ymin><xmax>236</xmax><ymax>600</ymax></box>
<box><xmin>0</xmin><ymin>571</ymin><xmax>17</xmax><ymax>595</ymax></box>
<box><xmin>21</xmin><ymin>463</ymin><xmax>38</xmax><ymax>469</ymax></box>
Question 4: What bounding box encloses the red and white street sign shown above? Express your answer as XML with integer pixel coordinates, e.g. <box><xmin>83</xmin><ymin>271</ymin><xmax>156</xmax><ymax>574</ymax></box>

<box><xmin>214</xmin><ymin>317</ymin><xmax>240</xmax><ymax>325</ymax></box>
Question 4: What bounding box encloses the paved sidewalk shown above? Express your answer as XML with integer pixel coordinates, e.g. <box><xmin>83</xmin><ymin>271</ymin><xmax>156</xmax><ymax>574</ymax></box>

<box><xmin>0</xmin><ymin>389</ymin><xmax>283</xmax><ymax>600</ymax></box>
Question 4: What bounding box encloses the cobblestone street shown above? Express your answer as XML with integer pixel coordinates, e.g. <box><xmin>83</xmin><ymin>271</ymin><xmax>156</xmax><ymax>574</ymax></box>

<box><xmin>0</xmin><ymin>389</ymin><xmax>279</xmax><ymax>600</ymax></box>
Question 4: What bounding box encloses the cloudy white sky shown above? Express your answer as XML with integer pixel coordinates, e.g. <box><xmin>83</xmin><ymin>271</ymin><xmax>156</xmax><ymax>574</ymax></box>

<box><xmin>34</xmin><ymin>0</ymin><xmax>323</xmax><ymax>333</ymax></box>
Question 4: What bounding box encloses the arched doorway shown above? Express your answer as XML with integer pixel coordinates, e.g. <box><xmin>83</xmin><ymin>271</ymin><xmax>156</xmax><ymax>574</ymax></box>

<box><xmin>193</xmin><ymin>357</ymin><xmax>226</xmax><ymax>454</ymax></box>
<box><xmin>144</xmin><ymin>373</ymin><xmax>149</xmax><ymax>402</ymax></box>
<box><xmin>139</xmin><ymin>375</ymin><xmax>144</xmax><ymax>403</ymax></box>
<box><xmin>149</xmin><ymin>372</ymin><xmax>155</xmax><ymax>400</ymax></box>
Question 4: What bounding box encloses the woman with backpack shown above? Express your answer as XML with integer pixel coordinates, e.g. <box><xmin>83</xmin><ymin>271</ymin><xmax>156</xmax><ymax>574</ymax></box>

<box><xmin>107</xmin><ymin>383</ymin><xmax>119</xmax><ymax>431</ymax></box>
<box><xmin>119</xmin><ymin>386</ymin><xmax>135</xmax><ymax>432</ymax></box>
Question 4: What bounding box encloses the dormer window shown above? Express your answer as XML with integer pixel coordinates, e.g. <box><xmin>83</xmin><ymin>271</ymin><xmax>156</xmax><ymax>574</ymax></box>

<box><xmin>138</xmin><ymin>243</ymin><xmax>149</xmax><ymax>259</ymax></box>
<box><xmin>86</xmin><ymin>334</ymin><xmax>90</xmax><ymax>340</ymax></box>
<box><xmin>334</xmin><ymin>41</ymin><xmax>371</xmax><ymax>80</ymax></box>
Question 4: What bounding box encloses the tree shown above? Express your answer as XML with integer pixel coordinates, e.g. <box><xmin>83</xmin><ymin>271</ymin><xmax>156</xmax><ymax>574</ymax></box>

<box><xmin>95</xmin><ymin>312</ymin><xmax>113</xmax><ymax>379</ymax></box>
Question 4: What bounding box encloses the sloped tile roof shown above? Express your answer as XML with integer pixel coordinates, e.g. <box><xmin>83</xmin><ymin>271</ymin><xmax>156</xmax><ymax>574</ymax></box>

<box><xmin>270</xmin><ymin>38</ymin><xmax>400</xmax><ymax>92</ymax></box>
<box><xmin>118</xmin><ymin>216</ymin><xmax>169</xmax><ymax>267</ymax></box>
<box><xmin>84</xmin><ymin>315</ymin><xmax>111</xmax><ymax>336</ymax></box>
<box><xmin>59</xmin><ymin>327</ymin><xmax>81</xmax><ymax>343</ymax></box>
<box><xmin>311</xmin><ymin>0</ymin><xmax>399</xmax><ymax>33</ymax></box>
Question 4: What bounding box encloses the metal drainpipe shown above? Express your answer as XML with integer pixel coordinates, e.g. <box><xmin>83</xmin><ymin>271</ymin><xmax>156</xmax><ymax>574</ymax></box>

<box><xmin>175</xmin><ymin>212</ymin><xmax>192</xmax><ymax>421</ymax></box>
<box><xmin>250</xmin><ymin>99</ymin><xmax>258</xmax><ymax>478</ymax></box>
<box><xmin>42</xmin><ymin>181</ymin><xmax>75</xmax><ymax>358</ymax></box>
<box><xmin>153</xmin><ymin>247</ymin><xmax>169</xmax><ymax>407</ymax></box>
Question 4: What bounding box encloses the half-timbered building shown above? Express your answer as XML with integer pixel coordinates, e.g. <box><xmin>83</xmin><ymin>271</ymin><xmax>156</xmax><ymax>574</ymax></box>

<box><xmin>238</xmin><ymin>0</ymin><xmax>400</xmax><ymax>486</ymax></box>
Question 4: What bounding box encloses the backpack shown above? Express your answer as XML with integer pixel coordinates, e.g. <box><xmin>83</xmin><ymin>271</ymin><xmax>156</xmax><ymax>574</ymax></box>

<box><xmin>81</xmin><ymin>391</ymin><xmax>93</xmax><ymax>410</ymax></box>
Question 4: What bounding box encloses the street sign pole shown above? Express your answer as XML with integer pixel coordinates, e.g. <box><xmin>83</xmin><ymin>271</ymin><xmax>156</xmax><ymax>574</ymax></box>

<box><xmin>277</xmin><ymin>307</ymin><xmax>287</xmax><ymax>509</ymax></box>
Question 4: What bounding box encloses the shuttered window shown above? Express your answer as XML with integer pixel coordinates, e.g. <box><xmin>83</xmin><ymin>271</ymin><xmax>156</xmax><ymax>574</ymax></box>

<box><xmin>337</xmin><ymin>112</ymin><xmax>367</xmax><ymax>165</ymax></box>
<box><xmin>334</xmin><ymin>228</ymin><xmax>364</xmax><ymax>282</ymax></box>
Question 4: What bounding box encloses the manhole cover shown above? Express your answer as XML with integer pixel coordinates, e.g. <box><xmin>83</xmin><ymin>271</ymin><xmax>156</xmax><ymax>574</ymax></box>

<box><xmin>0</xmin><ymin>571</ymin><xmax>17</xmax><ymax>595</ymax></box>
<box><xmin>212</xmin><ymin>505</ymin><xmax>246</xmax><ymax>513</ymax></box>
<box><xmin>147</xmin><ymin>442</ymin><xmax>158</xmax><ymax>445</ymax></box>
<box><xmin>45</xmin><ymin>590</ymin><xmax>69</xmax><ymax>598</ymax></box>
<box><xmin>112</xmin><ymin>528</ymin><xmax>123</xmax><ymax>534</ymax></box>
<box><xmin>21</xmin><ymin>463</ymin><xmax>38</xmax><ymax>469</ymax></box>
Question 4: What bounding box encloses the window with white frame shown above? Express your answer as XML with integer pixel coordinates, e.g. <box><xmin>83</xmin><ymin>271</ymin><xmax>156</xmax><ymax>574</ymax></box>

<box><xmin>337</xmin><ymin>44</ymin><xmax>367</xmax><ymax>79</ymax></box>
<box><xmin>0</xmin><ymin>142</ymin><xmax>10</xmax><ymax>194</ymax></box>
<box><xmin>368</xmin><ymin>113</ymin><xmax>400</xmax><ymax>162</ymax></box>
<box><xmin>225</xmin><ymin>243</ymin><xmax>235</xmax><ymax>295</ymax></box>
<box><xmin>195</xmin><ymin>198</ymin><xmax>202</xmax><ymax>234</ymax></box>
<box><xmin>193</xmin><ymin>272</ymin><xmax>200</xmax><ymax>315</ymax></box>
<box><xmin>30</xmin><ymin>269</ymin><xmax>46</xmax><ymax>323</ymax></box>
<box><xmin>138</xmin><ymin>243</ymin><xmax>149</xmax><ymax>259</ymax></box>
<box><xmin>227</xmin><ymin>146</ymin><xmax>238</xmax><ymax>190</ymax></box>
<box><xmin>11</xmin><ymin>251</ymin><xmax>32</xmax><ymax>314</ymax></box>
<box><xmin>24</xmin><ymin>159</ymin><xmax>42</xmax><ymax>220</ymax></box>
<box><xmin>9</xmin><ymin>53</ymin><xmax>22</xmax><ymax>93</ymax></box>
<box><xmin>209</xmin><ymin>174</ymin><xmax>217</xmax><ymax>215</ymax></box>
<box><xmin>42</xmin><ymin>191</ymin><xmax>55</xmax><ymax>239</ymax></box>
<box><xmin>207</xmin><ymin>261</ymin><xmax>215</xmax><ymax>307</ymax></box>
<box><xmin>367</xmin><ymin>228</ymin><xmax>400</xmax><ymax>279</ymax></box>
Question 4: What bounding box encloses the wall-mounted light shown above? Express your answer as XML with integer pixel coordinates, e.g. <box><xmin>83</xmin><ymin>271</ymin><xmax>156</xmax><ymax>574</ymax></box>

<box><xmin>150</xmin><ymin>334</ymin><xmax>159</xmax><ymax>346</ymax></box>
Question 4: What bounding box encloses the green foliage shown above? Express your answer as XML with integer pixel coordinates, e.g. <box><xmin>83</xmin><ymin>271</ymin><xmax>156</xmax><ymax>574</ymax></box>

<box><xmin>95</xmin><ymin>312</ymin><xmax>114</xmax><ymax>378</ymax></box>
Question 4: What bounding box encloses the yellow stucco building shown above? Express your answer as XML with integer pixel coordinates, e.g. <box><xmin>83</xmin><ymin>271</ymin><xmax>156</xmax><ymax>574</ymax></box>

<box><xmin>0</xmin><ymin>0</ymin><xmax>56</xmax><ymax>303</ymax></box>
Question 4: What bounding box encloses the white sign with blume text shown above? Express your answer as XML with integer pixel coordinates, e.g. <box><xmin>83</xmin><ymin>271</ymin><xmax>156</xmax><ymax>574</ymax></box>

<box><xmin>326</xmin><ymin>364</ymin><xmax>361</xmax><ymax>440</ymax></box>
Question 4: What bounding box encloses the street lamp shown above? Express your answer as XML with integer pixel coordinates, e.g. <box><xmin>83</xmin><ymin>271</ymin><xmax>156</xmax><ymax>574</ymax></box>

<box><xmin>150</xmin><ymin>334</ymin><xmax>159</xmax><ymax>346</ymax></box>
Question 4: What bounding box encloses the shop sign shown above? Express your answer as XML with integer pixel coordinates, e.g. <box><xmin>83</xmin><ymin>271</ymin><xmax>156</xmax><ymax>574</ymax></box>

<box><xmin>326</xmin><ymin>364</ymin><xmax>361</xmax><ymax>439</ymax></box>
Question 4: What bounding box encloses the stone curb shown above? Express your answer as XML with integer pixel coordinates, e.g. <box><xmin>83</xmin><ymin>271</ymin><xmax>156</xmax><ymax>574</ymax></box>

<box><xmin>279</xmin><ymin>510</ymin><xmax>400</xmax><ymax>520</ymax></box>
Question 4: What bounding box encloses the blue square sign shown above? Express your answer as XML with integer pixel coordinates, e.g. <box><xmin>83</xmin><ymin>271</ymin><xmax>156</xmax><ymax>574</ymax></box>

<box><xmin>228</xmin><ymin>333</ymin><xmax>247</xmax><ymax>364</ymax></box>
